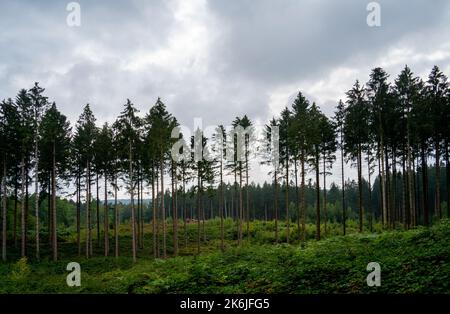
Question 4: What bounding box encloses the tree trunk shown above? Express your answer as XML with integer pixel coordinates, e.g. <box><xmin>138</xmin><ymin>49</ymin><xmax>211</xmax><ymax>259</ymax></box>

<box><xmin>357</xmin><ymin>146</ymin><xmax>363</xmax><ymax>232</ymax></box>
<box><xmin>315</xmin><ymin>151</ymin><xmax>321</xmax><ymax>241</ymax></box>
<box><xmin>152</xmin><ymin>169</ymin><xmax>156</xmax><ymax>258</ymax></box>
<box><xmin>445</xmin><ymin>139</ymin><xmax>449</xmax><ymax>218</ymax></box>
<box><xmin>380</xmin><ymin>140</ymin><xmax>387</xmax><ymax>228</ymax></box>
<box><xmin>285</xmin><ymin>157</ymin><xmax>289</xmax><ymax>243</ymax></box>
<box><xmin>406</xmin><ymin>108</ymin><xmax>414</xmax><ymax>226</ymax></box>
<box><xmin>172</xmin><ymin>161</ymin><xmax>178</xmax><ymax>256</ymax></box>
<box><xmin>21</xmin><ymin>157</ymin><xmax>26</xmax><ymax>257</ymax></box>
<box><xmin>274</xmin><ymin>169</ymin><xmax>279</xmax><ymax>243</ymax></box>
<box><xmin>140</xmin><ymin>176</ymin><xmax>144</xmax><ymax>249</ymax></box>
<box><xmin>160</xmin><ymin>158</ymin><xmax>166</xmax><ymax>259</ymax></box>
<box><xmin>238</xmin><ymin>163</ymin><xmax>243</xmax><ymax>245</ymax></box>
<box><xmin>104</xmin><ymin>174</ymin><xmax>109</xmax><ymax>257</ymax></box>
<box><xmin>183</xmin><ymin>168</ymin><xmax>187</xmax><ymax>248</ymax></box>
<box><xmin>300</xmin><ymin>150</ymin><xmax>306</xmax><ymax>243</ymax></box>
<box><xmin>322</xmin><ymin>155</ymin><xmax>327</xmax><ymax>236</ymax></box>
<box><xmin>136</xmin><ymin>170</ymin><xmax>141</xmax><ymax>249</ymax></box>
<box><xmin>197</xmin><ymin>172</ymin><xmax>201</xmax><ymax>254</ymax></box>
<box><xmin>156</xmin><ymin>173</ymin><xmax>160</xmax><ymax>258</ymax></box>
<box><xmin>368</xmin><ymin>153</ymin><xmax>373</xmax><ymax>232</ymax></box>
<box><xmin>35</xmin><ymin>142</ymin><xmax>40</xmax><ymax>260</ymax></box>
<box><xmin>2</xmin><ymin>159</ymin><xmax>7</xmax><ymax>261</ymax></box>
<box><xmin>52</xmin><ymin>142</ymin><xmax>57</xmax><ymax>261</ymax></box>
<box><xmin>421</xmin><ymin>142</ymin><xmax>429</xmax><ymax>226</ymax></box>
<box><xmin>77</xmin><ymin>172</ymin><xmax>81</xmax><ymax>256</ymax></box>
<box><xmin>13</xmin><ymin>182</ymin><xmax>17</xmax><ymax>248</ymax></box>
<box><xmin>294</xmin><ymin>158</ymin><xmax>300</xmax><ymax>241</ymax></box>
<box><xmin>340</xmin><ymin>133</ymin><xmax>346</xmax><ymax>236</ymax></box>
<box><xmin>114</xmin><ymin>174</ymin><xmax>119</xmax><ymax>258</ymax></box>
<box><xmin>130</xmin><ymin>143</ymin><xmax>137</xmax><ymax>262</ymax></box>
<box><xmin>86</xmin><ymin>159</ymin><xmax>91</xmax><ymax>258</ymax></box>
<box><xmin>48</xmin><ymin>176</ymin><xmax>51</xmax><ymax>245</ymax></box>
<box><xmin>402</xmin><ymin>154</ymin><xmax>407</xmax><ymax>228</ymax></box>
<box><xmin>25</xmin><ymin>164</ymin><xmax>29</xmax><ymax>257</ymax></box>
<box><xmin>435</xmin><ymin>140</ymin><xmax>441</xmax><ymax>219</ymax></box>
<box><xmin>220</xmin><ymin>160</ymin><xmax>224</xmax><ymax>252</ymax></box>
<box><xmin>245</xmin><ymin>142</ymin><xmax>250</xmax><ymax>239</ymax></box>
<box><xmin>392</xmin><ymin>151</ymin><xmax>398</xmax><ymax>228</ymax></box>
<box><xmin>96</xmin><ymin>173</ymin><xmax>100</xmax><ymax>248</ymax></box>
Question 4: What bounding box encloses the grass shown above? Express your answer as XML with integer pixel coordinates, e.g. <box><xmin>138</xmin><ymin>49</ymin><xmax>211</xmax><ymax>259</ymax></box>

<box><xmin>0</xmin><ymin>219</ymin><xmax>449</xmax><ymax>293</ymax></box>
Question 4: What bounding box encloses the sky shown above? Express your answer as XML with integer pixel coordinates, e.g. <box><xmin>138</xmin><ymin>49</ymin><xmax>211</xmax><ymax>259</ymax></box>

<box><xmin>1</xmin><ymin>0</ymin><xmax>450</xmax><ymax>194</ymax></box>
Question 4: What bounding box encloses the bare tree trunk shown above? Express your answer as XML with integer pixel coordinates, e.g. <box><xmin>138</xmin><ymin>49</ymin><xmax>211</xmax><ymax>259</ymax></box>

<box><xmin>435</xmin><ymin>141</ymin><xmax>441</xmax><ymax>219</ymax></box>
<box><xmin>315</xmin><ymin>151</ymin><xmax>321</xmax><ymax>241</ymax></box>
<box><xmin>86</xmin><ymin>160</ymin><xmax>91</xmax><ymax>258</ymax></box>
<box><xmin>172</xmin><ymin>161</ymin><xmax>178</xmax><ymax>256</ymax></box>
<box><xmin>385</xmin><ymin>148</ymin><xmax>392</xmax><ymax>228</ymax></box>
<box><xmin>300</xmin><ymin>150</ymin><xmax>306</xmax><ymax>243</ymax></box>
<box><xmin>368</xmin><ymin>153</ymin><xmax>373</xmax><ymax>232</ymax></box>
<box><xmin>130</xmin><ymin>143</ymin><xmax>137</xmax><ymax>262</ymax></box>
<box><xmin>197</xmin><ymin>173</ymin><xmax>201</xmax><ymax>255</ymax></box>
<box><xmin>160</xmin><ymin>159</ymin><xmax>166</xmax><ymax>259</ymax></box>
<box><xmin>380</xmin><ymin>140</ymin><xmax>387</xmax><ymax>228</ymax></box>
<box><xmin>2</xmin><ymin>159</ymin><xmax>7</xmax><ymax>261</ymax></box>
<box><xmin>294</xmin><ymin>158</ymin><xmax>300</xmax><ymax>241</ymax></box>
<box><xmin>152</xmin><ymin>169</ymin><xmax>156</xmax><ymax>258</ymax></box>
<box><xmin>274</xmin><ymin>169</ymin><xmax>279</xmax><ymax>243</ymax></box>
<box><xmin>96</xmin><ymin>173</ymin><xmax>100</xmax><ymax>248</ymax></box>
<box><xmin>183</xmin><ymin>168</ymin><xmax>187</xmax><ymax>248</ymax></box>
<box><xmin>238</xmin><ymin>163</ymin><xmax>243</xmax><ymax>245</ymax></box>
<box><xmin>35</xmin><ymin>143</ymin><xmax>40</xmax><ymax>260</ymax></box>
<box><xmin>392</xmin><ymin>152</ymin><xmax>398</xmax><ymax>228</ymax></box>
<box><xmin>114</xmin><ymin>174</ymin><xmax>119</xmax><ymax>258</ymax></box>
<box><xmin>77</xmin><ymin>172</ymin><xmax>81</xmax><ymax>256</ymax></box>
<box><xmin>357</xmin><ymin>146</ymin><xmax>363</xmax><ymax>233</ymax></box>
<box><xmin>220</xmin><ymin>159</ymin><xmax>224</xmax><ymax>252</ymax></box>
<box><xmin>421</xmin><ymin>142</ymin><xmax>429</xmax><ymax>226</ymax></box>
<box><xmin>52</xmin><ymin>142</ymin><xmax>57</xmax><ymax>261</ymax></box>
<box><xmin>136</xmin><ymin>170</ymin><xmax>141</xmax><ymax>249</ymax></box>
<box><xmin>402</xmin><ymin>154</ymin><xmax>407</xmax><ymax>228</ymax></box>
<box><xmin>140</xmin><ymin>176</ymin><xmax>144</xmax><ymax>249</ymax></box>
<box><xmin>285</xmin><ymin>158</ymin><xmax>289</xmax><ymax>243</ymax></box>
<box><xmin>13</xmin><ymin>183</ymin><xmax>17</xmax><ymax>248</ymax></box>
<box><xmin>25</xmin><ymin>165</ymin><xmax>29</xmax><ymax>257</ymax></box>
<box><xmin>445</xmin><ymin>139</ymin><xmax>449</xmax><ymax>218</ymax></box>
<box><xmin>341</xmin><ymin>136</ymin><xmax>346</xmax><ymax>236</ymax></box>
<box><xmin>156</xmin><ymin>172</ymin><xmax>160</xmax><ymax>258</ymax></box>
<box><xmin>322</xmin><ymin>155</ymin><xmax>327</xmax><ymax>236</ymax></box>
<box><xmin>21</xmin><ymin>157</ymin><xmax>26</xmax><ymax>257</ymax></box>
<box><xmin>407</xmin><ymin>116</ymin><xmax>415</xmax><ymax>226</ymax></box>
<box><xmin>104</xmin><ymin>174</ymin><xmax>109</xmax><ymax>257</ymax></box>
<box><xmin>48</xmin><ymin>176</ymin><xmax>51</xmax><ymax>245</ymax></box>
<box><xmin>245</xmin><ymin>146</ymin><xmax>250</xmax><ymax>239</ymax></box>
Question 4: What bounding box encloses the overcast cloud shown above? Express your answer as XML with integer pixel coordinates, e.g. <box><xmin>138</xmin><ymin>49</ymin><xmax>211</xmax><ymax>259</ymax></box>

<box><xmin>1</xmin><ymin>0</ymin><xmax>450</xmax><ymax>188</ymax></box>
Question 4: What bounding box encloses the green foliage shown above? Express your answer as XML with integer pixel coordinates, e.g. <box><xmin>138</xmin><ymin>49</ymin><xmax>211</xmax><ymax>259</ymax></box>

<box><xmin>1</xmin><ymin>220</ymin><xmax>448</xmax><ymax>294</ymax></box>
<box><xmin>9</xmin><ymin>257</ymin><xmax>31</xmax><ymax>283</ymax></box>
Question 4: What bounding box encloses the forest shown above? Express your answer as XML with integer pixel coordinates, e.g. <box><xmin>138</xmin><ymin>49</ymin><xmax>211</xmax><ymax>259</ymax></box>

<box><xmin>0</xmin><ymin>65</ymin><xmax>449</xmax><ymax>293</ymax></box>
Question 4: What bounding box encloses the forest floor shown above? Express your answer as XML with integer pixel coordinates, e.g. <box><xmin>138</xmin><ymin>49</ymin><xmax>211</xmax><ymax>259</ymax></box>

<box><xmin>0</xmin><ymin>219</ymin><xmax>449</xmax><ymax>293</ymax></box>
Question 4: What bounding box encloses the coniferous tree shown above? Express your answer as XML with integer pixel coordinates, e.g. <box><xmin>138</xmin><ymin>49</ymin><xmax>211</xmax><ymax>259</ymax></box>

<box><xmin>344</xmin><ymin>81</ymin><xmax>370</xmax><ymax>232</ymax></box>
<box><xmin>334</xmin><ymin>100</ymin><xmax>347</xmax><ymax>234</ymax></box>
<box><xmin>1</xmin><ymin>98</ymin><xmax>21</xmax><ymax>261</ymax></box>
<box><xmin>38</xmin><ymin>103</ymin><xmax>71</xmax><ymax>261</ymax></box>
<box><xmin>94</xmin><ymin>123</ymin><xmax>114</xmax><ymax>256</ymax></box>
<box><xmin>73</xmin><ymin>104</ymin><xmax>97</xmax><ymax>258</ymax></box>
<box><xmin>114</xmin><ymin>99</ymin><xmax>141</xmax><ymax>262</ymax></box>
<box><xmin>28</xmin><ymin>82</ymin><xmax>48</xmax><ymax>260</ymax></box>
